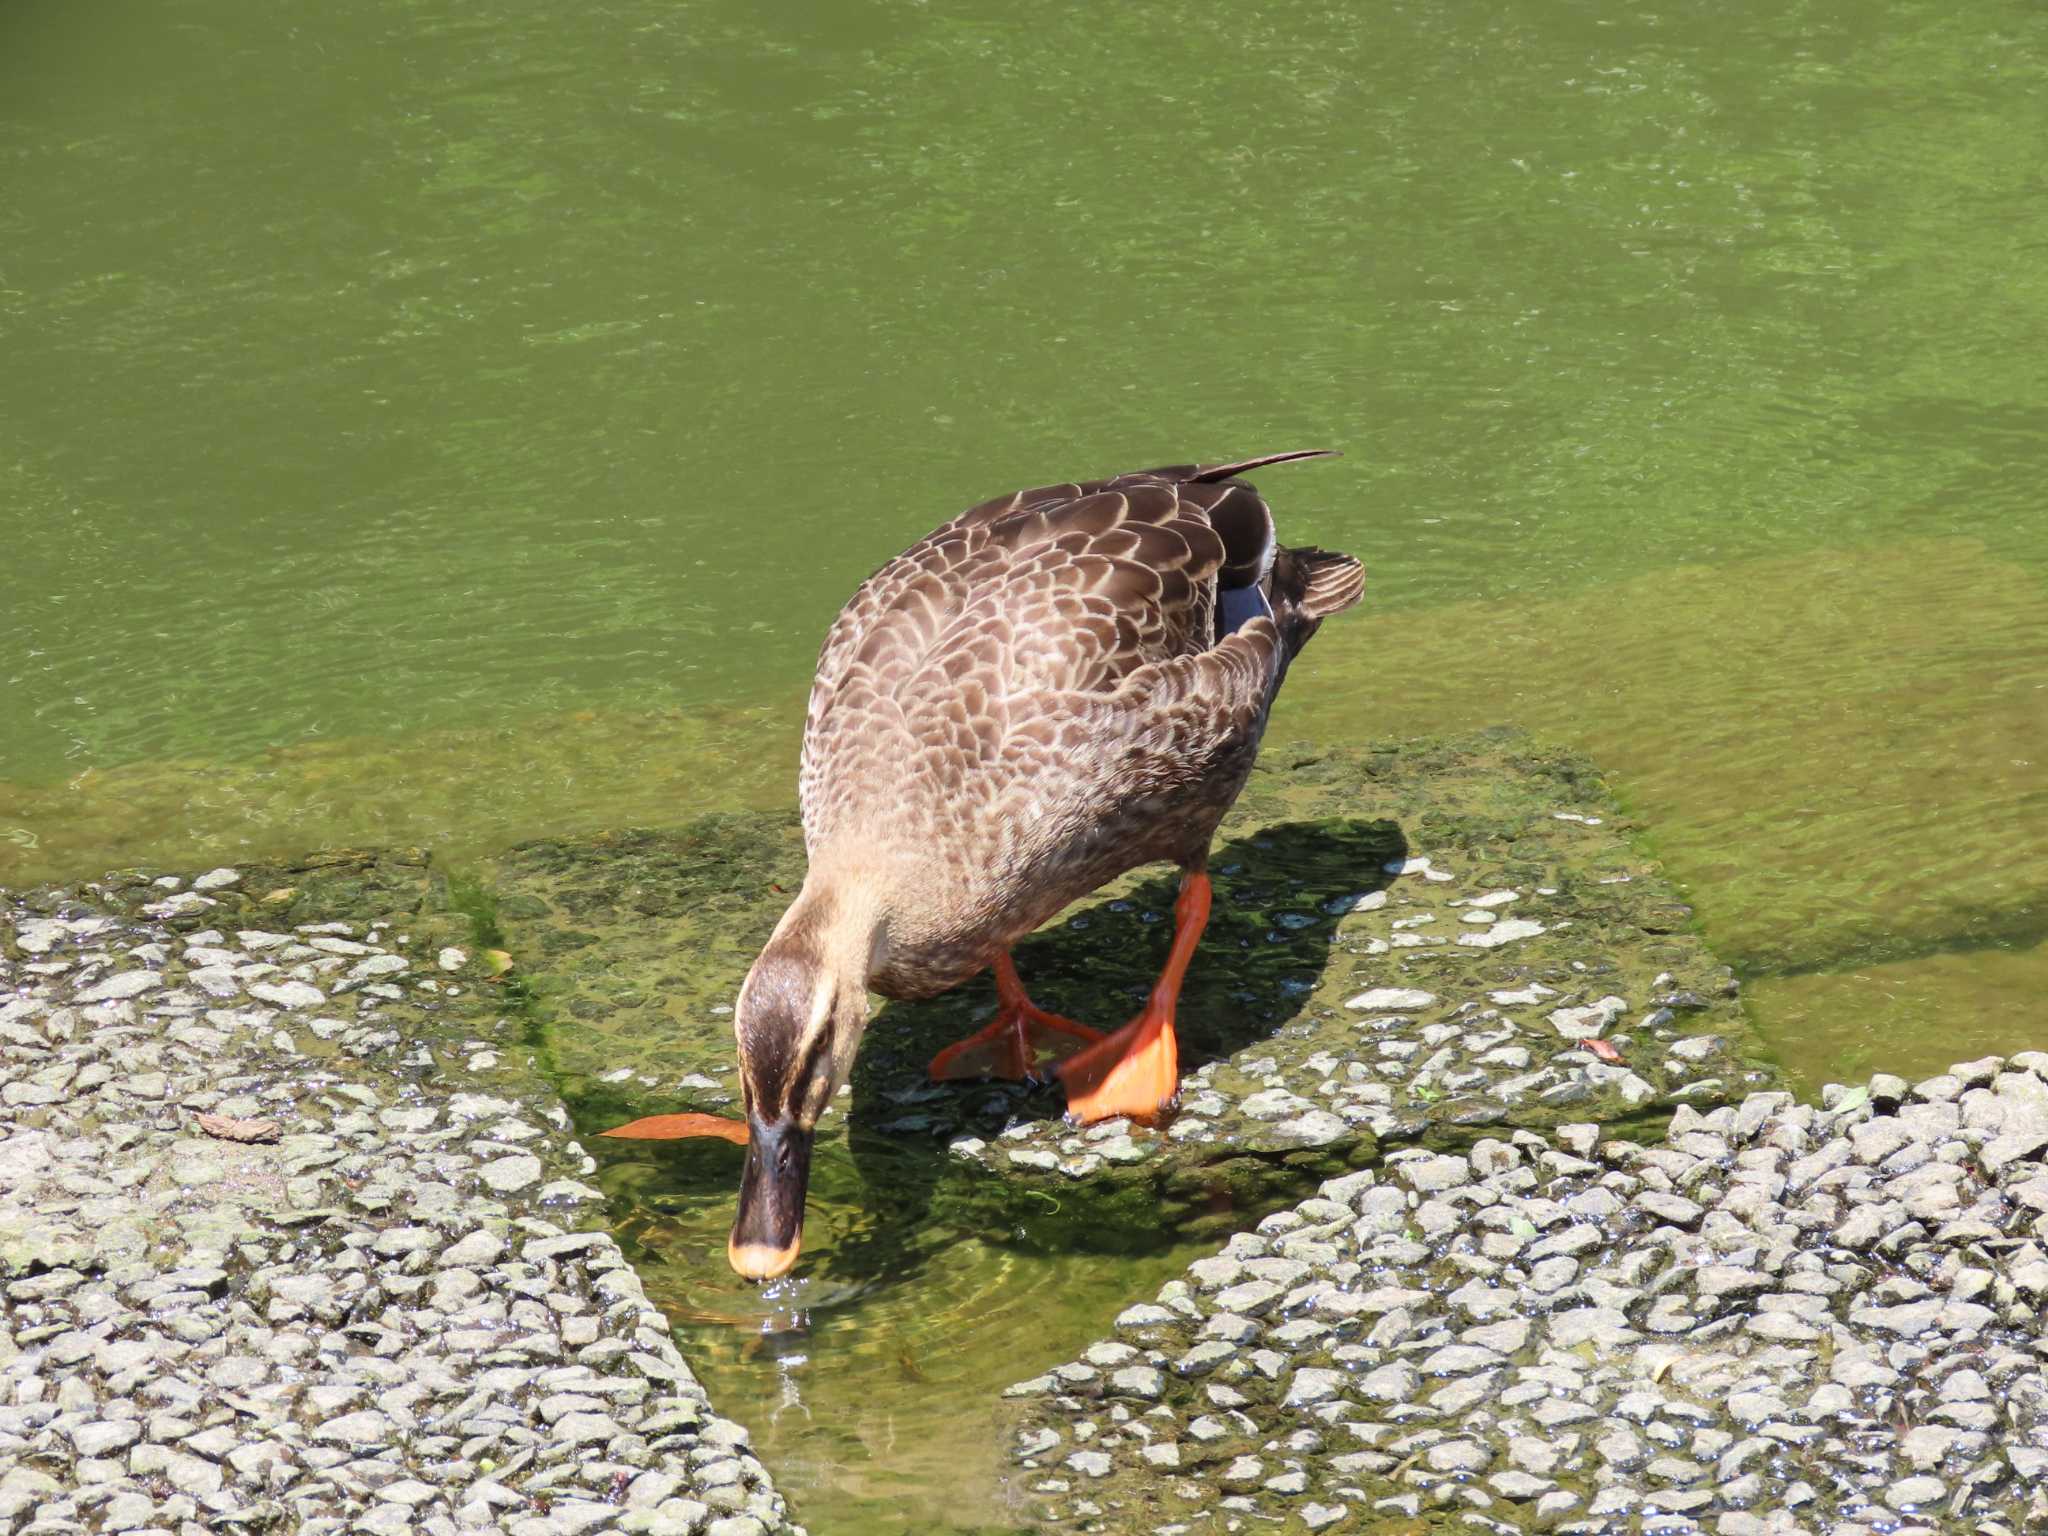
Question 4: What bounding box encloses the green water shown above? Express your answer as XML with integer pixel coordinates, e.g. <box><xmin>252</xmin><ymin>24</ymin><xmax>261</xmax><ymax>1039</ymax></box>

<box><xmin>602</xmin><ymin>1131</ymin><xmax>1218</xmax><ymax>1533</ymax></box>
<box><xmin>4</xmin><ymin>0</ymin><xmax>2047</xmax><ymax>1528</ymax></box>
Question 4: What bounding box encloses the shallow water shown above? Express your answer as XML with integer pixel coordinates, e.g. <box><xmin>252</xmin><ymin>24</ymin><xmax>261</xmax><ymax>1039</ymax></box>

<box><xmin>5</xmin><ymin>0</ymin><xmax>2048</xmax><ymax>1529</ymax></box>
<box><xmin>601</xmin><ymin>1131</ymin><xmax>1214</xmax><ymax>1534</ymax></box>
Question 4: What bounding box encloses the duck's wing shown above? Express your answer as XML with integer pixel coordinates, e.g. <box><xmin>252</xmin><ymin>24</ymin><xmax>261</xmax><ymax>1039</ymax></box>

<box><xmin>800</xmin><ymin>456</ymin><xmax>1350</xmax><ymax>848</ymax></box>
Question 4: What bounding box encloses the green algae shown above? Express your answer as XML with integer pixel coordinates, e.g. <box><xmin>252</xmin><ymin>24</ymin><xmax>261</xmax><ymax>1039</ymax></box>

<box><xmin>14</xmin><ymin>850</ymin><xmax>560</xmax><ymax>1137</ymax></box>
<box><xmin>480</xmin><ymin>733</ymin><xmax>1762</xmax><ymax>1220</ymax></box>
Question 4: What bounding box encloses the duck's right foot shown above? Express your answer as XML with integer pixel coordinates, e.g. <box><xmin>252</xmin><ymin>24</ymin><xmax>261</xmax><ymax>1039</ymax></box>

<box><xmin>927</xmin><ymin>953</ymin><xmax>1102</xmax><ymax>1082</ymax></box>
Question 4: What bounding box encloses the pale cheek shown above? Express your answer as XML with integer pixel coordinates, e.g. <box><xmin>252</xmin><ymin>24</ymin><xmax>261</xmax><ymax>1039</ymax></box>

<box><xmin>825</xmin><ymin>1044</ymin><xmax>861</xmax><ymax>1108</ymax></box>
<box><xmin>806</xmin><ymin>980</ymin><xmax>837</xmax><ymax>1040</ymax></box>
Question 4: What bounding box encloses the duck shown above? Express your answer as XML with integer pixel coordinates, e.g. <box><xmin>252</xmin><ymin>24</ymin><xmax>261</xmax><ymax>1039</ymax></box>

<box><xmin>644</xmin><ymin>452</ymin><xmax>1363</xmax><ymax>1281</ymax></box>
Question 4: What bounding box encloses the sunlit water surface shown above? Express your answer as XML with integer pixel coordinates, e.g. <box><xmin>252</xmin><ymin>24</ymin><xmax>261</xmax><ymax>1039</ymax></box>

<box><xmin>4</xmin><ymin>0</ymin><xmax>2046</xmax><ymax>1529</ymax></box>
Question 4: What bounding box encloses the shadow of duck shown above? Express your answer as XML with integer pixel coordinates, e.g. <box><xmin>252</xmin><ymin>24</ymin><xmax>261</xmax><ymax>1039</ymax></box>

<box><xmin>817</xmin><ymin>815</ymin><xmax>1408</xmax><ymax>1282</ymax></box>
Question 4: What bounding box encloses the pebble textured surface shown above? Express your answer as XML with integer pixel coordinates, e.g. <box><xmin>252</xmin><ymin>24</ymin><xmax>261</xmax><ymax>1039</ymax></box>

<box><xmin>0</xmin><ymin>875</ymin><xmax>801</xmax><ymax>1536</ymax></box>
<box><xmin>1005</xmin><ymin>1061</ymin><xmax>2048</xmax><ymax>1535</ymax></box>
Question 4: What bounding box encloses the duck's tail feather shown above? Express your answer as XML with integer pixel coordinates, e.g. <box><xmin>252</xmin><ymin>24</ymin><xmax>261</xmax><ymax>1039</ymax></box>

<box><xmin>1187</xmin><ymin>449</ymin><xmax>1340</xmax><ymax>485</ymax></box>
<box><xmin>1288</xmin><ymin>546</ymin><xmax>1366</xmax><ymax>619</ymax></box>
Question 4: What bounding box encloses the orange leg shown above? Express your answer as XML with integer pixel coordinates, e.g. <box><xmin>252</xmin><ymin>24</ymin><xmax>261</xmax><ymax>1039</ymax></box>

<box><xmin>1056</xmin><ymin>870</ymin><xmax>1211</xmax><ymax>1124</ymax></box>
<box><xmin>928</xmin><ymin>952</ymin><xmax>1104</xmax><ymax>1082</ymax></box>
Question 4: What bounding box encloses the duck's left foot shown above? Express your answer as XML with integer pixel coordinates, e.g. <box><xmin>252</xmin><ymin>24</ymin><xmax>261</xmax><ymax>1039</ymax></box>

<box><xmin>1055</xmin><ymin>1004</ymin><xmax>1180</xmax><ymax>1123</ymax></box>
<box><xmin>1055</xmin><ymin>869</ymin><xmax>1211</xmax><ymax>1125</ymax></box>
<box><xmin>928</xmin><ymin>952</ymin><xmax>1102</xmax><ymax>1082</ymax></box>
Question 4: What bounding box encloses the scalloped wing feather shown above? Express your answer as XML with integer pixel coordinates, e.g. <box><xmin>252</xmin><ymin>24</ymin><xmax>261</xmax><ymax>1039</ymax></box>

<box><xmin>799</xmin><ymin>460</ymin><xmax>1349</xmax><ymax>886</ymax></box>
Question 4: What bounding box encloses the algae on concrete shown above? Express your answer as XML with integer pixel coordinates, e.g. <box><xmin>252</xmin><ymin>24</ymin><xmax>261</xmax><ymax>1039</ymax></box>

<box><xmin>473</xmin><ymin>732</ymin><xmax>1773</xmax><ymax>1247</ymax></box>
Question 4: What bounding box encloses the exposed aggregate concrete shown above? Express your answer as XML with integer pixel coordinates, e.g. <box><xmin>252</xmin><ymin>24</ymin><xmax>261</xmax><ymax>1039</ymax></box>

<box><xmin>1004</xmin><ymin>1060</ymin><xmax>2048</xmax><ymax>1535</ymax></box>
<box><xmin>0</xmin><ymin>875</ymin><xmax>801</xmax><ymax>1536</ymax></box>
<box><xmin>11</xmin><ymin>745</ymin><xmax>2039</xmax><ymax>1536</ymax></box>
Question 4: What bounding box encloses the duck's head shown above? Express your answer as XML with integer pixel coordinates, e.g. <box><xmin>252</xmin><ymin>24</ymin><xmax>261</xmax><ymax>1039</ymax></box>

<box><xmin>728</xmin><ymin>885</ymin><xmax>876</xmax><ymax>1282</ymax></box>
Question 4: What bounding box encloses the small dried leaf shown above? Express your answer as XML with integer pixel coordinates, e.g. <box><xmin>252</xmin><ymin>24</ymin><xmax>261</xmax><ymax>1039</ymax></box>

<box><xmin>1579</xmin><ymin>1037</ymin><xmax>1624</xmax><ymax>1064</ymax></box>
<box><xmin>481</xmin><ymin>949</ymin><xmax>514</xmax><ymax>978</ymax></box>
<box><xmin>1831</xmin><ymin>1085</ymin><xmax>1870</xmax><ymax>1115</ymax></box>
<box><xmin>599</xmin><ymin>1112</ymin><xmax>749</xmax><ymax>1144</ymax></box>
<box><xmin>262</xmin><ymin>887</ymin><xmax>296</xmax><ymax>903</ymax></box>
<box><xmin>195</xmin><ymin>1112</ymin><xmax>282</xmax><ymax>1144</ymax></box>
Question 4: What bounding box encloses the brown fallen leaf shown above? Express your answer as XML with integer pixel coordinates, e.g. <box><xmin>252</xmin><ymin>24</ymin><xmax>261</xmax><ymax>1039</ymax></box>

<box><xmin>195</xmin><ymin>1112</ymin><xmax>282</xmax><ymax>1144</ymax></box>
<box><xmin>599</xmin><ymin>1112</ymin><xmax>749</xmax><ymax>1144</ymax></box>
<box><xmin>1579</xmin><ymin>1037</ymin><xmax>1624</xmax><ymax>1064</ymax></box>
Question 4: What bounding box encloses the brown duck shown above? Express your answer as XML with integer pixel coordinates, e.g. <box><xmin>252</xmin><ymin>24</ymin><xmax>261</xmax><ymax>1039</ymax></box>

<box><xmin>615</xmin><ymin>453</ymin><xmax>1363</xmax><ymax>1280</ymax></box>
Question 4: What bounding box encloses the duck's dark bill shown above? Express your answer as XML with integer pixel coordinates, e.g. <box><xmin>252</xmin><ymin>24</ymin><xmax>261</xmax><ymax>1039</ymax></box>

<box><xmin>727</xmin><ymin>1118</ymin><xmax>813</xmax><ymax>1281</ymax></box>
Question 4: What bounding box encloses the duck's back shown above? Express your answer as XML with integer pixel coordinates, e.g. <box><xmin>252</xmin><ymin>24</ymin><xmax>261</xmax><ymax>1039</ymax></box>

<box><xmin>799</xmin><ymin>456</ymin><xmax>1361</xmax><ymax>989</ymax></box>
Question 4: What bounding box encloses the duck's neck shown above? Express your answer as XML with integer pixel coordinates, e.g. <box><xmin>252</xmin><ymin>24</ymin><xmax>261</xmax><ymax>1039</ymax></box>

<box><xmin>765</xmin><ymin>861</ymin><xmax>889</xmax><ymax>1002</ymax></box>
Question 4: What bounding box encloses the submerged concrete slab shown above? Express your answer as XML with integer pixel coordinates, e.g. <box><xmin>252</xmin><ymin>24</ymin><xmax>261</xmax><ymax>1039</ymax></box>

<box><xmin>0</xmin><ymin>732</ymin><xmax>1780</xmax><ymax>1534</ymax></box>
<box><xmin>485</xmin><ymin>732</ymin><xmax>1768</xmax><ymax>1229</ymax></box>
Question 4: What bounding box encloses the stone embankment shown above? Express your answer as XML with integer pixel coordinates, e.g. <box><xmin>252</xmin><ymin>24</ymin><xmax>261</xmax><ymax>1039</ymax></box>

<box><xmin>1004</xmin><ymin>1059</ymin><xmax>2048</xmax><ymax>1535</ymax></box>
<box><xmin>0</xmin><ymin>868</ymin><xmax>801</xmax><ymax>1536</ymax></box>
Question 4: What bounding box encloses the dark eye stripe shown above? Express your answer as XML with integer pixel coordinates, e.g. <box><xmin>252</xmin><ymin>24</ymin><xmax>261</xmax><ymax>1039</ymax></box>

<box><xmin>741</xmin><ymin>1027</ymin><xmax>791</xmax><ymax>1117</ymax></box>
